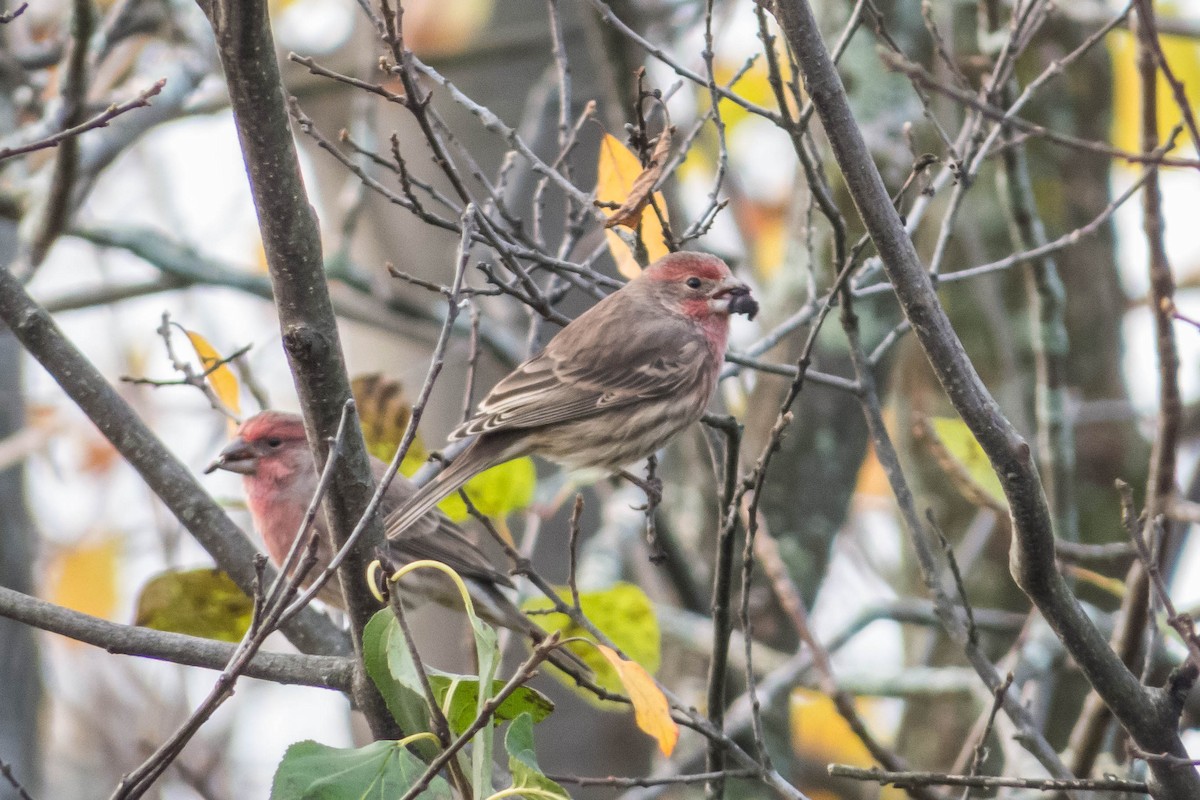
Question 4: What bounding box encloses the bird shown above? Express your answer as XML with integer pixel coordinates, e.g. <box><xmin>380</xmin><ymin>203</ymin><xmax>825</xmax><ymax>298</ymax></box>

<box><xmin>205</xmin><ymin>411</ymin><xmax>577</xmax><ymax>659</ymax></box>
<box><xmin>382</xmin><ymin>250</ymin><xmax>758</xmax><ymax>541</ymax></box>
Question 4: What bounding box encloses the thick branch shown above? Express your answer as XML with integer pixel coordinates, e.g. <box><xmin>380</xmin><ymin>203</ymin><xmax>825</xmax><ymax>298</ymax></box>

<box><xmin>0</xmin><ymin>586</ymin><xmax>352</xmax><ymax>690</ymax></box>
<box><xmin>769</xmin><ymin>2</ymin><xmax>1200</xmax><ymax>797</ymax></box>
<box><xmin>195</xmin><ymin>0</ymin><xmax>394</xmax><ymax>736</ymax></box>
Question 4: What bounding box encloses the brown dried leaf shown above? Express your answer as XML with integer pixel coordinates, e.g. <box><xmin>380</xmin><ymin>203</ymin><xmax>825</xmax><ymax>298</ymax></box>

<box><xmin>602</xmin><ymin>126</ymin><xmax>674</xmax><ymax>230</ymax></box>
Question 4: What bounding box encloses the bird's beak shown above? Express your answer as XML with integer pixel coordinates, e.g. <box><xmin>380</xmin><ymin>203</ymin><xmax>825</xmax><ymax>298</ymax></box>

<box><xmin>711</xmin><ymin>279</ymin><xmax>759</xmax><ymax>321</ymax></box>
<box><xmin>204</xmin><ymin>437</ymin><xmax>257</xmax><ymax>475</ymax></box>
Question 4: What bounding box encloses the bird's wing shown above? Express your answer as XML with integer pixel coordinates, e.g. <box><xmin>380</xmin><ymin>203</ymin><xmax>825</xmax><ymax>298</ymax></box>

<box><xmin>454</xmin><ymin>312</ymin><xmax>707</xmax><ymax>437</ymax></box>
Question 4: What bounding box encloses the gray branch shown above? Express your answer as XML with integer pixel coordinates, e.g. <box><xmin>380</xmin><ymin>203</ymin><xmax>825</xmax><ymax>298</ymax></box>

<box><xmin>195</xmin><ymin>0</ymin><xmax>396</xmax><ymax>737</ymax></box>
<box><xmin>0</xmin><ymin>586</ymin><xmax>352</xmax><ymax>690</ymax></box>
<box><xmin>769</xmin><ymin>1</ymin><xmax>1200</xmax><ymax>797</ymax></box>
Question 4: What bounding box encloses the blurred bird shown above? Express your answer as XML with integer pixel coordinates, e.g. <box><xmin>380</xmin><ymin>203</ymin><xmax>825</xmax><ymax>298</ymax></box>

<box><xmin>205</xmin><ymin>411</ymin><xmax>574</xmax><ymax>659</ymax></box>
<box><xmin>383</xmin><ymin>250</ymin><xmax>758</xmax><ymax>540</ymax></box>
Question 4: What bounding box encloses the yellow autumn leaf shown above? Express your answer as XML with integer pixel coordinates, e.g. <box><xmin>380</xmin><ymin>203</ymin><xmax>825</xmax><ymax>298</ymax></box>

<box><xmin>47</xmin><ymin>537</ymin><xmax>121</xmax><ymax>622</ymax></box>
<box><xmin>184</xmin><ymin>330</ymin><xmax>240</xmax><ymax>415</ymax></box>
<box><xmin>597</xmin><ymin>133</ymin><xmax>670</xmax><ymax>278</ymax></box>
<box><xmin>712</xmin><ymin>53</ymin><xmax>798</xmax><ymax>131</ymax></box>
<box><xmin>353</xmin><ymin>374</ymin><xmax>537</xmax><ymax>522</ymax></box>
<box><xmin>1109</xmin><ymin>25</ymin><xmax>1200</xmax><ymax>158</ymax></box>
<box><xmin>928</xmin><ymin>416</ymin><xmax>1007</xmax><ymax>508</ymax></box>
<box><xmin>597</xmin><ymin>644</ymin><xmax>678</xmax><ymax>756</ymax></box>
<box><xmin>436</xmin><ymin>456</ymin><xmax>537</xmax><ymax>522</ymax></box>
<box><xmin>791</xmin><ymin>688</ymin><xmax>905</xmax><ymax>800</ymax></box>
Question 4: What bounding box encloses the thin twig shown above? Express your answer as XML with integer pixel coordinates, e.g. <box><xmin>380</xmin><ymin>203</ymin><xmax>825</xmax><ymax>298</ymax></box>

<box><xmin>0</xmin><ymin>80</ymin><xmax>167</xmax><ymax>163</ymax></box>
<box><xmin>827</xmin><ymin>766</ymin><xmax>1148</xmax><ymax>793</ymax></box>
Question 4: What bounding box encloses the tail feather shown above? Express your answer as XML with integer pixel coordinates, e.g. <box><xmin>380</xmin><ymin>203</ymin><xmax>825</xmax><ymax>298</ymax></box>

<box><xmin>382</xmin><ymin>437</ymin><xmax>504</xmax><ymax>539</ymax></box>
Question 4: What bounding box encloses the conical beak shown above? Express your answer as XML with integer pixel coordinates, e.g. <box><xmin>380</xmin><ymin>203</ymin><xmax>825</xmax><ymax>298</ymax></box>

<box><xmin>204</xmin><ymin>438</ymin><xmax>257</xmax><ymax>475</ymax></box>
<box><xmin>713</xmin><ymin>279</ymin><xmax>759</xmax><ymax>321</ymax></box>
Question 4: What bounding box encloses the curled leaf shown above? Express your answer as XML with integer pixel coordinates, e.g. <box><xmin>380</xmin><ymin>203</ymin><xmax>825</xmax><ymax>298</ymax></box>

<box><xmin>603</xmin><ymin>126</ymin><xmax>674</xmax><ymax>230</ymax></box>
<box><xmin>596</xmin><ymin>133</ymin><xmax>670</xmax><ymax>278</ymax></box>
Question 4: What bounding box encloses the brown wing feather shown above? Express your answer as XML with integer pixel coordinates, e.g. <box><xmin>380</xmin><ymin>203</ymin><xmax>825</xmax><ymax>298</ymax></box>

<box><xmin>453</xmin><ymin>291</ymin><xmax>707</xmax><ymax>438</ymax></box>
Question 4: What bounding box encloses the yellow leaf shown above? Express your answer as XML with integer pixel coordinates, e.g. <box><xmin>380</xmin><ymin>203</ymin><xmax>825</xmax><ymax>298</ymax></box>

<box><xmin>712</xmin><ymin>54</ymin><xmax>797</xmax><ymax>131</ymax></box>
<box><xmin>604</xmin><ymin>229</ymin><xmax>645</xmax><ymax>281</ymax></box>
<box><xmin>436</xmin><ymin>457</ymin><xmax>536</xmax><ymax>522</ymax></box>
<box><xmin>134</xmin><ymin>568</ymin><xmax>253</xmax><ymax>642</ymax></box>
<box><xmin>1109</xmin><ymin>25</ymin><xmax>1200</xmax><ymax>159</ymax></box>
<box><xmin>522</xmin><ymin>582</ymin><xmax>661</xmax><ymax>703</ymax></box>
<box><xmin>790</xmin><ymin>688</ymin><xmax>874</xmax><ymax>766</ymax></box>
<box><xmin>184</xmin><ymin>330</ymin><xmax>240</xmax><ymax>415</ymax></box>
<box><xmin>597</xmin><ymin>644</ymin><xmax>678</xmax><ymax>756</ymax></box>
<box><xmin>47</xmin><ymin>537</ymin><xmax>121</xmax><ymax>622</ymax></box>
<box><xmin>603</xmin><ymin>126</ymin><xmax>673</xmax><ymax>229</ymax></box>
<box><xmin>853</xmin><ymin>445</ymin><xmax>891</xmax><ymax>500</ymax></box>
<box><xmin>791</xmin><ymin>688</ymin><xmax>904</xmax><ymax>799</ymax></box>
<box><xmin>353</xmin><ymin>374</ymin><xmax>537</xmax><ymax>521</ymax></box>
<box><xmin>927</xmin><ymin>416</ymin><xmax>1007</xmax><ymax>508</ymax></box>
<box><xmin>596</xmin><ymin>133</ymin><xmax>670</xmax><ymax>278</ymax></box>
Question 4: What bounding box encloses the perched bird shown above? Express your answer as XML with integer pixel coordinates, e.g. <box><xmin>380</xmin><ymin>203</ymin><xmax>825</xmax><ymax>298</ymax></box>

<box><xmin>205</xmin><ymin>411</ymin><xmax>562</xmax><ymax>645</ymax></box>
<box><xmin>383</xmin><ymin>250</ymin><xmax>758</xmax><ymax>540</ymax></box>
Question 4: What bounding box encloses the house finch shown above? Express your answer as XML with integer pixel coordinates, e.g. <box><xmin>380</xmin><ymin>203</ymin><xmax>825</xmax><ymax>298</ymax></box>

<box><xmin>205</xmin><ymin>411</ymin><xmax>568</xmax><ymax>651</ymax></box>
<box><xmin>383</xmin><ymin>250</ymin><xmax>758</xmax><ymax>540</ymax></box>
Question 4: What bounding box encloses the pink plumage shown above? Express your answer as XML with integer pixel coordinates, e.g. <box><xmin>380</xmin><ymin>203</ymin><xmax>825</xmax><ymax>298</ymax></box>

<box><xmin>207</xmin><ymin>411</ymin><xmax>541</xmax><ymax>632</ymax></box>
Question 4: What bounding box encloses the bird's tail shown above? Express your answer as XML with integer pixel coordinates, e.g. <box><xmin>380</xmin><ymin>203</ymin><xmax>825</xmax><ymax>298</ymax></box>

<box><xmin>382</xmin><ymin>436</ymin><xmax>508</xmax><ymax>540</ymax></box>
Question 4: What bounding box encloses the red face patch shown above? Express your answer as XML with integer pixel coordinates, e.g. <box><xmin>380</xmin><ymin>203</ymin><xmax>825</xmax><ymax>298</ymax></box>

<box><xmin>643</xmin><ymin>252</ymin><xmax>731</xmax><ymax>284</ymax></box>
<box><xmin>238</xmin><ymin>411</ymin><xmax>308</xmax><ymax>445</ymax></box>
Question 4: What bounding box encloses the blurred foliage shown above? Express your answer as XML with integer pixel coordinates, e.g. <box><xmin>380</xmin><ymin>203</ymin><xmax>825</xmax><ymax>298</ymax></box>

<box><xmin>47</xmin><ymin>537</ymin><xmax>121</xmax><ymax>623</ymax></box>
<box><xmin>134</xmin><ymin>567</ymin><xmax>253</xmax><ymax>642</ymax></box>
<box><xmin>523</xmin><ymin>582</ymin><xmax>661</xmax><ymax>703</ymax></box>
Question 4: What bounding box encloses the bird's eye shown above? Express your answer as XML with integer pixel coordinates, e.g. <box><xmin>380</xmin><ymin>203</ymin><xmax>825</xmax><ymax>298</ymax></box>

<box><xmin>686</xmin><ymin>277</ymin><xmax>702</xmax><ymax>289</ymax></box>
<box><xmin>266</xmin><ymin>437</ymin><xmax>282</xmax><ymax>448</ymax></box>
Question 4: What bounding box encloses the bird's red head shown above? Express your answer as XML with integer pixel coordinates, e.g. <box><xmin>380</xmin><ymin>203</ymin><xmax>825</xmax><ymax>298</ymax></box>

<box><xmin>205</xmin><ymin>411</ymin><xmax>310</xmax><ymax>477</ymax></box>
<box><xmin>639</xmin><ymin>251</ymin><xmax>759</xmax><ymax>323</ymax></box>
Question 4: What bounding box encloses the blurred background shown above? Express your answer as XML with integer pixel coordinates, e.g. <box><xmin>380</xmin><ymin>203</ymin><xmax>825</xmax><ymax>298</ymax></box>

<box><xmin>2</xmin><ymin>0</ymin><xmax>1200</xmax><ymax>797</ymax></box>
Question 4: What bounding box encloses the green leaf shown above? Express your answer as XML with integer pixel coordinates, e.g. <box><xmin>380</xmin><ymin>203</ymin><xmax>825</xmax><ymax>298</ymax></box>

<box><xmin>436</xmin><ymin>670</ymin><xmax>554</xmax><ymax>734</ymax></box>
<box><xmin>363</xmin><ymin>610</ymin><xmax>436</xmax><ymax>752</ymax></box>
<box><xmin>134</xmin><ymin>568</ymin><xmax>252</xmax><ymax>642</ymax></box>
<box><xmin>364</xmin><ymin>611</ymin><xmax>553</xmax><ymax>737</ymax></box>
<box><xmin>504</xmin><ymin>713</ymin><xmax>570</xmax><ymax>798</ymax></box>
<box><xmin>270</xmin><ymin>739</ymin><xmax>451</xmax><ymax>800</ymax></box>
<box><xmin>521</xmin><ymin>582</ymin><xmax>660</xmax><ymax>702</ymax></box>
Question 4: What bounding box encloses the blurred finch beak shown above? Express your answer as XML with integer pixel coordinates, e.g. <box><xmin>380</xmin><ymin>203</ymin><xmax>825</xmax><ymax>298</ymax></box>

<box><xmin>204</xmin><ymin>438</ymin><xmax>256</xmax><ymax>475</ymax></box>
<box><xmin>712</xmin><ymin>280</ymin><xmax>759</xmax><ymax>320</ymax></box>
